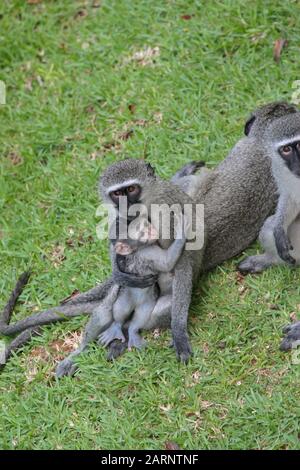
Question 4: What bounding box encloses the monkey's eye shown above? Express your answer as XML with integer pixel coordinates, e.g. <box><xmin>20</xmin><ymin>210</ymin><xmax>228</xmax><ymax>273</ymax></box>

<box><xmin>113</xmin><ymin>190</ymin><xmax>123</xmax><ymax>197</ymax></box>
<box><xmin>280</xmin><ymin>145</ymin><xmax>293</xmax><ymax>157</ymax></box>
<box><xmin>126</xmin><ymin>185</ymin><xmax>140</xmax><ymax>196</ymax></box>
<box><xmin>297</xmin><ymin>142</ymin><xmax>300</xmax><ymax>152</ymax></box>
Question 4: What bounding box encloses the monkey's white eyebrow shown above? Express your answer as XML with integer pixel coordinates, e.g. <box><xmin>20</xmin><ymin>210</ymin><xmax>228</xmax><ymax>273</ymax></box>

<box><xmin>106</xmin><ymin>179</ymin><xmax>140</xmax><ymax>193</ymax></box>
<box><xmin>276</xmin><ymin>136</ymin><xmax>300</xmax><ymax>147</ymax></box>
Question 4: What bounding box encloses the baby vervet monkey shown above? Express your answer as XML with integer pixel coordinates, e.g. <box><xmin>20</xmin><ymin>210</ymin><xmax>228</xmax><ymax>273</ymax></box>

<box><xmin>55</xmin><ymin>212</ymin><xmax>189</xmax><ymax>377</ymax></box>
<box><xmin>99</xmin><ymin>213</ymin><xmax>189</xmax><ymax>350</ymax></box>
<box><xmin>238</xmin><ymin>112</ymin><xmax>300</xmax><ymax>274</ymax></box>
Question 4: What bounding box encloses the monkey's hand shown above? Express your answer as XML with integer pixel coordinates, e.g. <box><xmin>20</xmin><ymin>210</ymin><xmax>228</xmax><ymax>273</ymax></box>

<box><xmin>172</xmin><ymin>330</ymin><xmax>193</xmax><ymax>364</ymax></box>
<box><xmin>112</xmin><ymin>268</ymin><xmax>158</xmax><ymax>288</ymax></box>
<box><xmin>274</xmin><ymin>225</ymin><xmax>296</xmax><ymax>265</ymax></box>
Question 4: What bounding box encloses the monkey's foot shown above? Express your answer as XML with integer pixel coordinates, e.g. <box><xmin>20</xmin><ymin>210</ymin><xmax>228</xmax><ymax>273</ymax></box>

<box><xmin>172</xmin><ymin>332</ymin><xmax>193</xmax><ymax>364</ymax></box>
<box><xmin>128</xmin><ymin>331</ymin><xmax>147</xmax><ymax>351</ymax></box>
<box><xmin>106</xmin><ymin>339</ymin><xmax>128</xmax><ymax>361</ymax></box>
<box><xmin>56</xmin><ymin>358</ymin><xmax>78</xmax><ymax>378</ymax></box>
<box><xmin>98</xmin><ymin>322</ymin><xmax>125</xmax><ymax>347</ymax></box>
<box><xmin>280</xmin><ymin>321</ymin><xmax>300</xmax><ymax>351</ymax></box>
<box><xmin>237</xmin><ymin>255</ymin><xmax>273</xmax><ymax>275</ymax></box>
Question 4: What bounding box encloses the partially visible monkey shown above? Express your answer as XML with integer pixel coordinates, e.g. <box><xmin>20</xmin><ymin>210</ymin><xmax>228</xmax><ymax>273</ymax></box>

<box><xmin>1</xmin><ymin>102</ymin><xmax>296</xmax><ymax>365</ymax></box>
<box><xmin>238</xmin><ymin>111</ymin><xmax>300</xmax><ymax>274</ymax></box>
<box><xmin>233</xmin><ymin>111</ymin><xmax>300</xmax><ymax>351</ymax></box>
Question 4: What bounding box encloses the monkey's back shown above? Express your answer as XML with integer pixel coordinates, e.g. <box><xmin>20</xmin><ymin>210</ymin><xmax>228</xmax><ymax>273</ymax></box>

<box><xmin>199</xmin><ymin>137</ymin><xmax>278</xmax><ymax>271</ymax></box>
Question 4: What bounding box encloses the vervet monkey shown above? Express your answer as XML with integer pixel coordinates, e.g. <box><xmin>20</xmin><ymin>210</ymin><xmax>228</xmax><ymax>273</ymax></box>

<box><xmin>235</xmin><ymin>111</ymin><xmax>300</xmax><ymax>351</ymax></box>
<box><xmin>1</xmin><ymin>102</ymin><xmax>296</xmax><ymax>365</ymax></box>
<box><xmin>238</xmin><ymin>111</ymin><xmax>300</xmax><ymax>274</ymax></box>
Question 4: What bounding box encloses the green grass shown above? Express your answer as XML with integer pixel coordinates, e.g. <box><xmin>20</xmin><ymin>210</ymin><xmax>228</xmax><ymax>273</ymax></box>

<box><xmin>1</xmin><ymin>0</ymin><xmax>300</xmax><ymax>450</ymax></box>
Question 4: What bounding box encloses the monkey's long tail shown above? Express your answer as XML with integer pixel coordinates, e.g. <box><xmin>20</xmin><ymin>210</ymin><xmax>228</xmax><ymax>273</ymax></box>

<box><xmin>0</xmin><ymin>301</ymin><xmax>101</xmax><ymax>336</ymax></box>
<box><xmin>0</xmin><ymin>271</ymin><xmax>31</xmax><ymax>326</ymax></box>
<box><xmin>0</xmin><ymin>273</ymin><xmax>114</xmax><ymax>336</ymax></box>
<box><xmin>0</xmin><ymin>327</ymin><xmax>42</xmax><ymax>369</ymax></box>
<box><xmin>0</xmin><ymin>272</ymin><xmax>114</xmax><ymax>369</ymax></box>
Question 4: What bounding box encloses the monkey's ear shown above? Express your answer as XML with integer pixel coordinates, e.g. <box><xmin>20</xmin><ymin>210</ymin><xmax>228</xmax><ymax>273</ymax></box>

<box><xmin>146</xmin><ymin>163</ymin><xmax>156</xmax><ymax>177</ymax></box>
<box><xmin>244</xmin><ymin>115</ymin><xmax>256</xmax><ymax>136</ymax></box>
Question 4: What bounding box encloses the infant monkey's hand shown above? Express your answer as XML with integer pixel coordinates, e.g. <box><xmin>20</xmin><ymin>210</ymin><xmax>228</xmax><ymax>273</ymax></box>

<box><xmin>115</xmin><ymin>241</ymin><xmax>134</xmax><ymax>255</ymax></box>
<box><xmin>128</xmin><ymin>217</ymin><xmax>159</xmax><ymax>243</ymax></box>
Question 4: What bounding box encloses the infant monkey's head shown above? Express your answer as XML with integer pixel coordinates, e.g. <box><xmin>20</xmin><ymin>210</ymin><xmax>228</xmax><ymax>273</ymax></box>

<box><xmin>115</xmin><ymin>218</ymin><xmax>158</xmax><ymax>256</ymax></box>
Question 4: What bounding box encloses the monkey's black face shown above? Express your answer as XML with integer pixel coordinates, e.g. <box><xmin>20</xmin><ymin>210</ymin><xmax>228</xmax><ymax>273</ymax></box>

<box><xmin>278</xmin><ymin>141</ymin><xmax>300</xmax><ymax>177</ymax></box>
<box><xmin>109</xmin><ymin>184</ymin><xmax>142</xmax><ymax>206</ymax></box>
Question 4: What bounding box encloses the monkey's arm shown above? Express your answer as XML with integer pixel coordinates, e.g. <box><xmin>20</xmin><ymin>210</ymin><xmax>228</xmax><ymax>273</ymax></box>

<box><xmin>141</xmin><ymin>213</ymin><xmax>187</xmax><ymax>272</ymax></box>
<box><xmin>273</xmin><ymin>195</ymin><xmax>297</xmax><ymax>264</ymax></box>
<box><xmin>140</xmin><ymin>240</ymin><xmax>185</xmax><ymax>273</ymax></box>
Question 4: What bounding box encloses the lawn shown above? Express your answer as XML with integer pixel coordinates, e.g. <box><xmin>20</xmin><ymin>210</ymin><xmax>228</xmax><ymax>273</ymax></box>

<box><xmin>0</xmin><ymin>0</ymin><xmax>300</xmax><ymax>450</ymax></box>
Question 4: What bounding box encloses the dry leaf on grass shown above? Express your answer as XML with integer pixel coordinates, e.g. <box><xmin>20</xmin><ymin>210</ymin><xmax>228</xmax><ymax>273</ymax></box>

<box><xmin>165</xmin><ymin>441</ymin><xmax>181</xmax><ymax>450</ymax></box>
<box><xmin>290</xmin><ymin>311</ymin><xmax>297</xmax><ymax>322</ymax></box>
<box><xmin>49</xmin><ymin>244</ymin><xmax>66</xmax><ymax>267</ymax></box>
<box><xmin>25</xmin><ymin>332</ymin><xmax>83</xmax><ymax>381</ymax></box>
<box><xmin>181</xmin><ymin>14</ymin><xmax>194</xmax><ymax>20</ymax></box>
<box><xmin>74</xmin><ymin>9</ymin><xmax>88</xmax><ymax>20</ymax></box>
<box><xmin>273</xmin><ymin>38</ymin><xmax>288</xmax><ymax>63</ymax></box>
<box><xmin>6</xmin><ymin>152</ymin><xmax>23</xmax><ymax>166</ymax></box>
<box><xmin>124</xmin><ymin>46</ymin><xmax>160</xmax><ymax>67</ymax></box>
<box><xmin>128</xmin><ymin>103</ymin><xmax>136</xmax><ymax>114</ymax></box>
<box><xmin>236</xmin><ymin>271</ymin><xmax>245</xmax><ymax>284</ymax></box>
<box><xmin>60</xmin><ymin>289</ymin><xmax>81</xmax><ymax>304</ymax></box>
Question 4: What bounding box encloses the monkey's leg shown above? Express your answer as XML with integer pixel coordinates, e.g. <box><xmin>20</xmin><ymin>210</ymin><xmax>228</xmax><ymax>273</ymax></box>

<box><xmin>56</xmin><ymin>286</ymin><xmax>120</xmax><ymax>377</ymax></box>
<box><xmin>238</xmin><ymin>254</ymin><xmax>280</xmax><ymax>274</ymax></box>
<box><xmin>98</xmin><ymin>288</ymin><xmax>134</xmax><ymax>347</ymax></box>
<box><xmin>280</xmin><ymin>321</ymin><xmax>300</xmax><ymax>351</ymax></box>
<box><xmin>143</xmin><ymin>295</ymin><xmax>172</xmax><ymax>330</ymax></box>
<box><xmin>127</xmin><ymin>298</ymin><xmax>157</xmax><ymax>350</ymax></box>
<box><xmin>106</xmin><ymin>295</ymin><xmax>172</xmax><ymax>361</ymax></box>
<box><xmin>238</xmin><ymin>215</ymin><xmax>285</xmax><ymax>274</ymax></box>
